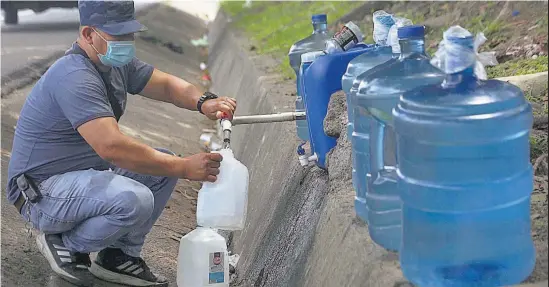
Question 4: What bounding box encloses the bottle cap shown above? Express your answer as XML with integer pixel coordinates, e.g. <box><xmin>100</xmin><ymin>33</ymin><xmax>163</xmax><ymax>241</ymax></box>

<box><xmin>397</xmin><ymin>25</ymin><xmax>425</xmax><ymax>39</ymax></box>
<box><xmin>311</xmin><ymin>14</ymin><xmax>327</xmax><ymax>23</ymax></box>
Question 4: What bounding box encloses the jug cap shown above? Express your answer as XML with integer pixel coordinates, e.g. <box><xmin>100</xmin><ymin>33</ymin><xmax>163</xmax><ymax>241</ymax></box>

<box><xmin>398</xmin><ymin>25</ymin><xmax>425</xmax><ymax>39</ymax></box>
<box><xmin>311</xmin><ymin>14</ymin><xmax>327</xmax><ymax>23</ymax></box>
<box><xmin>301</xmin><ymin>51</ymin><xmax>325</xmax><ymax>63</ymax></box>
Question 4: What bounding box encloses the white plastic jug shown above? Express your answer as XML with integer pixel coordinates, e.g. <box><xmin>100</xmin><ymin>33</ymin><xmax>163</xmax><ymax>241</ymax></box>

<box><xmin>177</xmin><ymin>227</ymin><xmax>229</xmax><ymax>287</ymax></box>
<box><xmin>196</xmin><ymin>148</ymin><xmax>249</xmax><ymax>230</ymax></box>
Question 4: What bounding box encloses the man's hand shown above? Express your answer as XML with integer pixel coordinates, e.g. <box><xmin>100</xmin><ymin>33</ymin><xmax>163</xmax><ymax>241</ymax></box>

<box><xmin>181</xmin><ymin>152</ymin><xmax>223</xmax><ymax>182</ymax></box>
<box><xmin>201</xmin><ymin>97</ymin><xmax>237</xmax><ymax>120</ymax></box>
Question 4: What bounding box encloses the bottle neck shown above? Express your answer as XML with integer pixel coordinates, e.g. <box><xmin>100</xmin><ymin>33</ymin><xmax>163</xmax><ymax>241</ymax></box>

<box><xmin>398</xmin><ymin>37</ymin><xmax>426</xmax><ymax>58</ymax></box>
<box><xmin>443</xmin><ymin>65</ymin><xmax>476</xmax><ymax>88</ymax></box>
<box><xmin>312</xmin><ymin>22</ymin><xmax>328</xmax><ymax>34</ymax></box>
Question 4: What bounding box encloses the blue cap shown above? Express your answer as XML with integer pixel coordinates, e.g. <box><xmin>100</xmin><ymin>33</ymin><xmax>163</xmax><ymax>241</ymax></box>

<box><xmin>78</xmin><ymin>0</ymin><xmax>147</xmax><ymax>36</ymax></box>
<box><xmin>311</xmin><ymin>14</ymin><xmax>327</xmax><ymax>23</ymax></box>
<box><xmin>397</xmin><ymin>25</ymin><xmax>425</xmax><ymax>39</ymax></box>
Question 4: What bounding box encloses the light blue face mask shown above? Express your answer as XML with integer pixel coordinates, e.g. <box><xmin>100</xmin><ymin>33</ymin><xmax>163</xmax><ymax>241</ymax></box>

<box><xmin>92</xmin><ymin>28</ymin><xmax>135</xmax><ymax>67</ymax></box>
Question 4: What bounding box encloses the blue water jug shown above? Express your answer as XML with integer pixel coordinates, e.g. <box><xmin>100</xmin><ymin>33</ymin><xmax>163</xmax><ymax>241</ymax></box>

<box><xmin>299</xmin><ymin>50</ymin><xmax>326</xmax><ymax>153</ymax></box>
<box><xmin>341</xmin><ymin>11</ymin><xmax>395</xmax><ymax>205</ymax></box>
<box><xmin>302</xmin><ymin>44</ymin><xmax>371</xmax><ymax>168</ymax></box>
<box><xmin>289</xmin><ymin>14</ymin><xmax>332</xmax><ymax>142</ymax></box>
<box><xmin>355</xmin><ymin>25</ymin><xmax>445</xmax><ymax>251</ymax></box>
<box><xmin>347</xmin><ymin>15</ymin><xmax>415</xmax><ymax>223</ymax></box>
<box><xmin>394</xmin><ymin>26</ymin><xmax>535</xmax><ymax>286</ymax></box>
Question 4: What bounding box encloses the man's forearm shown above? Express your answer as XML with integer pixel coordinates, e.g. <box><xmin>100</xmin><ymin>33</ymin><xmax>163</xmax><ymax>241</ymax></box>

<box><xmin>166</xmin><ymin>74</ymin><xmax>202</xmax><ymax>111</ymax></box>
<box><xmin>104</xmin><ymin>133</ymin><xmax>186</xmax><ymax>178</ymax></box>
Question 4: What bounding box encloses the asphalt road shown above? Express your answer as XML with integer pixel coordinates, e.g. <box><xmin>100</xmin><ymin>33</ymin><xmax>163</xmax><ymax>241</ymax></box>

<box><xmin>1</xmin><ymin>2</ymin><xmax>157</xmax><ymax>77</ymax></box>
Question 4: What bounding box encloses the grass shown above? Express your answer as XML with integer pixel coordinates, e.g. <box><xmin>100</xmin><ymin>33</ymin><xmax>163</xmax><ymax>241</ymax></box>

<box><xmin>221</xmin><ymin>1</ymin><xmax>548</xmax><ymax>79</ymax></box>
<box><xmin>486</xmin><ymin>56</ymin><xmax>548</xmax><ymax>78</ymax></box>
<box><xmin>220</xmin><ymin>0</ymin><xmax>364</xmax><ymax>79</ymax></box>
<box><xmin>530</xmin><ymin>132</ymin><xmax>548</xmax><ymax>162</ymax></box>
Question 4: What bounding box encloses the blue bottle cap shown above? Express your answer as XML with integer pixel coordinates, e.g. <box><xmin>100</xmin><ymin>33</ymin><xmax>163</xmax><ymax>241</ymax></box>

<box><xmin>397</xmin><ymin>25</ymin><xmax>425</xmax><ymax>39</ymax></box>
<box><xmin>311</xmin><ymin>14</ymin><xmax>327</xmax><ymax>23</ymax></box>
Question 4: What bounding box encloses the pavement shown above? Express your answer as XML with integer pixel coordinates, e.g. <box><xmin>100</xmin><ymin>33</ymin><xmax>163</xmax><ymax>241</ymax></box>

<box><xmin>2</xmin><ymin>3</ymin><xmax>213</xmax><ymax>286</ymax></box>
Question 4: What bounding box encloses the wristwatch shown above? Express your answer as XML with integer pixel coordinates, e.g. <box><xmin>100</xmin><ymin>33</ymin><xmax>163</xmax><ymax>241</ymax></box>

<box><xmin>197</xmin><ymin>91</ymin><xmax>218</xmax><ymax>114</ymax></box>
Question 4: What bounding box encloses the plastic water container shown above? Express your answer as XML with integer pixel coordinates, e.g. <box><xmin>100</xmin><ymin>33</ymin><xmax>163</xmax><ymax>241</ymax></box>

<box><xmin>196</xmin><ymin>148</ymin><xmax>249</xmax><ymax>230</ymax></box>
<box><xmin>299</xmin><ymin>51</ymin><xmax>326</xmax><ymax>152</ymax></box>
<box><xmin>350</xmin><ymin>16</ymin><xmax>413</xmax><ymax>223</ymax></box>
<box><xmin>341</xmin><ymin>10</ymin><xmax>395</xmax><ymax>207</ymax></box>
<box><xmin>177</xmin><ymin>227</ymin><xmax>229</xmax><ymax>287</ymax></box>
<box><xmin>355</xmin><ymin>25</ymin><xmax>445</xmax><ymax>251</ymax></box>
<box><xmin>394</xmin><ymin>26</ymin><xmax>535</xmax><ymax>286</ymax></box>
<box><xmin>302</xmin><ymin>44</ymin><xmax>371</xmax><ymax>168</ymax></box>
<box><xmin>289</xmin><ymin>14</ymin><xmax>331</xmax><ymax>141</ymax></box>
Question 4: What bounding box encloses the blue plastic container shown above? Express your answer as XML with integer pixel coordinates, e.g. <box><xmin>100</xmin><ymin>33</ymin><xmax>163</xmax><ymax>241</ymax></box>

<box><xmin>355</xmin><ymin>25</ymin><xmax>445</xmax><ymax>251</ymax></box>
<box><xmin>394</xmin><ymin>26</ymin><xmax>535</xmax><ymax>286</ymax></box>
<box><xmin>302</xmin><ymin>44</ymin><xmax>371</xmax><ymax>168</ymax></box>
<box><xmin>350</xmin><ymin>47</ymin><xmax>398</xmax><ymax>223</ymax></box>
<box><xmin>299</xmin><ymin>50</ymin><xmax>326</xmax><ymax>152</ymax></box>
<box><xmin>342</xmin><ymin>11</ymin><xmax>395</xmax><ymax>203</ymax></box>
<box><xmin>289</xmin><ymin>14</ymin><xmax>332</xmax><ymax>141</ymax></box>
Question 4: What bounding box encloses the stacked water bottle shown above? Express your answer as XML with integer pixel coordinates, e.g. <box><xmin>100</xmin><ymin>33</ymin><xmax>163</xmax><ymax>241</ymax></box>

<box><xmin>289</xmin><ymin>11</ymin><xmax>535</xmax><ymax>287</ymax></box>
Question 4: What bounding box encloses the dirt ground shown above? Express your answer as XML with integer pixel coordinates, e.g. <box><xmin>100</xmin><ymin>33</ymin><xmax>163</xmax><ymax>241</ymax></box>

<box><xmin>337</xmin><ymin>1</ymin><xmax>548</xmax><ymax>60</ymax></box>
<box><xmin>1</xmin><ymin>4</ymin><xmax>215</xmax><ymax>286</ymax></box>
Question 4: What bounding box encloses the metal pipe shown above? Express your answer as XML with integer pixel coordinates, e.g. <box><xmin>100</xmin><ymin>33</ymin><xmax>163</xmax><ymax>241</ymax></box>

<box><xmin>231</xmin><ymin>111</ymin><xmax>306</xmax><ymax>126</ymax></box>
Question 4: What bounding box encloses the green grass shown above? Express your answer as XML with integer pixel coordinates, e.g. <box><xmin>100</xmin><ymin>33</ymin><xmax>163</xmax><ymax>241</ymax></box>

<box><xmin>530</xmin><ymin>132</ymin><xmax>548</xmax><ymax>162</ymax></box>
<box><xmin>220</xmin><ymin>0</ymin><xmax>364</xmax><ymax>79</ymax></box>
<box><xmin>486</xmin><ymin>56</ymin><xmax>548</xmax><ymax>78</ymax></box>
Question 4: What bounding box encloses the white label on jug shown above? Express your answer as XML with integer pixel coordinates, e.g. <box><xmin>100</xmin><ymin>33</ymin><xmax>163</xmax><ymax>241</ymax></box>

<box><xmin>332</xmin><ymin>26</ymin><xmax>358</xmax><ymax>51</ymax></box>
<box><xmin>208</xmin><ymin>252</ymin><xmax>225</xmax><ymax>284</ymax></box>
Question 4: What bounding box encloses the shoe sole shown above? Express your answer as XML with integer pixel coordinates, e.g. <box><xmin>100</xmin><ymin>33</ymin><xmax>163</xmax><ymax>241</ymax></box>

<box><xmin>36</xmin><ymin>233</ymin><xmax>93</xmax><ymax>287</ymax></box>
<box><xmin>89</xmin><ymin>263</ymin><xmax>167</xmax><ymax>287</ymax></box>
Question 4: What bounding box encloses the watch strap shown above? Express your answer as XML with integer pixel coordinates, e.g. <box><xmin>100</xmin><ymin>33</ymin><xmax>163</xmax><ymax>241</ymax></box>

<box><xmin>197</xmin><ymin>92</ymin><xmax>218</xmax><ymax>114</ymax></box>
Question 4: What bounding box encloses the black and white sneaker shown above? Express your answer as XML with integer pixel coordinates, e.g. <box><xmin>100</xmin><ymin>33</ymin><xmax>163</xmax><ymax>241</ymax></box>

<box><xmin>35</xmin><ymin>233</ymin><xmax>95</xmax><ymax>287</ymax></box>
<box><xmin>89</xmin><ymin>248</ymin><xmax>168</xmax><ymax>287</ymax></box>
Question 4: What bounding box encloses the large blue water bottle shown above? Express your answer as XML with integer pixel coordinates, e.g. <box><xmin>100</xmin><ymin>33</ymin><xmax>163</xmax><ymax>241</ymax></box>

<box><xmin>355</xmin><ymin>25</ymin><xmax>445</xmax><ymax>251</ymax></box>
<box><xmin>394</xmin><ymin>26</ymin><xmax>535</xmax><ymax>286</ymax></box>
<box><xmin>301</xmin><ymin>44</ymin><xmax>371</xmax><ymax>168</ymax></box>
<box><xmin>341</xmin><ymin>11</ymin><xmax>395</xmax><ymax>207</ymax></box>
<box><xmin>289</xmin><ymin>14</ymin><xmax>331</xmax><ymax>141</ymax></box>
<box><xmin>350</xmin><ymin>16</ymin><xmax>412</xmax><ymax>223</ymax></box>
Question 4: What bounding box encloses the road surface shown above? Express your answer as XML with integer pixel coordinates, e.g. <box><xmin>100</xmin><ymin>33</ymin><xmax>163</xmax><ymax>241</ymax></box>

<box><xmin>1</xmin><ymin>1</ymin><xmax>157</xmax><ymax>77</ymax></box>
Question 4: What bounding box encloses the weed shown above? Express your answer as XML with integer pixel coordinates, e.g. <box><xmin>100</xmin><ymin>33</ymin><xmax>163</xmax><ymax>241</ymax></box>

<box><xmin>486</xmin><ymin>56</ymin><xmax>548</xmax><ymax>78</ymax></box>
<box><xmin>220</xmin><ymin>0</ymin><xmax>364</xmax><ymax>79</ymax></box>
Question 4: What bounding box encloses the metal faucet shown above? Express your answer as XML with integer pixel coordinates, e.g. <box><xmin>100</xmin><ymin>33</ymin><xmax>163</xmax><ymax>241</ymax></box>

<box><xmin>220</xmin><ymin>111</ymin><xmax>306</xmax><ymax>149</ymax></box>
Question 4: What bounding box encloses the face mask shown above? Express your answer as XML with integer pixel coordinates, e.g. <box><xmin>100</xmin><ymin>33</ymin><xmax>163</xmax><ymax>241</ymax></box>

<box><xmin>91</xmin><ymin>28</ymin><xmax>135</xmax><ymax>67</ymax></box>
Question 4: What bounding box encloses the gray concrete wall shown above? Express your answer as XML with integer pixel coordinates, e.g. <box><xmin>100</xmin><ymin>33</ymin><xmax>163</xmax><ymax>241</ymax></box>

<box><xmin>207</xmin><ymin>11</ymin><xmax>548</xmax><ymax>287</ymax></box>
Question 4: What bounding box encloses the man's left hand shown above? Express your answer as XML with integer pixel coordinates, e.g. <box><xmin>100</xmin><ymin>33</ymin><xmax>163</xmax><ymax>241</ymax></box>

<box><xmin>201</xmin><ymin>97</ymin><xmax>237</xmax><ymax>120</ymax></box>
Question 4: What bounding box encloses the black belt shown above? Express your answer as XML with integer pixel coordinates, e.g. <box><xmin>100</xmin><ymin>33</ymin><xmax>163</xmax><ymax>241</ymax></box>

<box><xmin>14</xmin><ymin>192</ymin><xmax>26</xmax><ymax>214</ymax></box>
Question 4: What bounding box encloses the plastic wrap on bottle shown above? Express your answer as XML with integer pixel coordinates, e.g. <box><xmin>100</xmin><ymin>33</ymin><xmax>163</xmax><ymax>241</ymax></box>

<box><xmin>372</xmin><ymin>10</ymin><xmax>395</xmax><ymax>46</ymax></box>
<box><xmin>386</xmin><ymin>16</ymin><xmax>414</xmax><ymax>54</ymax></box>
<box><xmin>430</xmin><ymin>25</ymin><xmax>498</xmax><ymax>80</ymax></box>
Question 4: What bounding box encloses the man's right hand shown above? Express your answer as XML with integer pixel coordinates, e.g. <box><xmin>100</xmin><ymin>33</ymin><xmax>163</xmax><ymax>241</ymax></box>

<box><xmin>181</xmin><ymin>153</ymin><xmax>223</xmax><ymax>182</ymax></box>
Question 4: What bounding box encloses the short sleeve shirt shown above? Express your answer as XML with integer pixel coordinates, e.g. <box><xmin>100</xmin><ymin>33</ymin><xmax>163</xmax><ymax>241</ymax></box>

<box><xmin>6</xmin><ymin>42</ymin><xmax>154</xmax><ymax>204</ymax></box>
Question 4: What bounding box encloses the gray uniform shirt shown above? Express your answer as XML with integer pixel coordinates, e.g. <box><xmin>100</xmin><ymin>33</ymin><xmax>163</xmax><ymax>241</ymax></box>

<box><xmin>6</xmin><ymin>42</ymin><xmax>154</xmax><ymax>204</ymax></box>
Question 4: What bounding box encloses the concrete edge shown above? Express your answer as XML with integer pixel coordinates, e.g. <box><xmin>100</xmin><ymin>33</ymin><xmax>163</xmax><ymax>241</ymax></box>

<box><xmin>1</xmin><ymin>50</ymin><xmax>67</xmax><ymax>98</ymax></box>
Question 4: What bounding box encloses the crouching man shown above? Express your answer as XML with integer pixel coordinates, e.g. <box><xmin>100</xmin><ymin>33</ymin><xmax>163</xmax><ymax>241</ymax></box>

<box><xmin>6</xmin><ymin>1</ymin><xmax>236</xmax><ymax>286</ymax></box>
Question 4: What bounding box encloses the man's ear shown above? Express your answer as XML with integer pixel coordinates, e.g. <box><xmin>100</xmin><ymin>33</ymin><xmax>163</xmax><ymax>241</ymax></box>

<box><xmin>79</xmin><ymin>26</ymin><xmax>94</xmax><ymax>44</ymax></box>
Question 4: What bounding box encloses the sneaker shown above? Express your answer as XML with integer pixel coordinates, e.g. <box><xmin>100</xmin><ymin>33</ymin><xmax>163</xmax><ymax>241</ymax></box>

<box><xmin>35</xmin><ymin>233</ymin><xmax>95</xmax><ymax>287</ymax></box>
<box><xmin>89</xmin><ymin>248</ymin><xmax>168</xmax><ymax>286</ymax></box>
